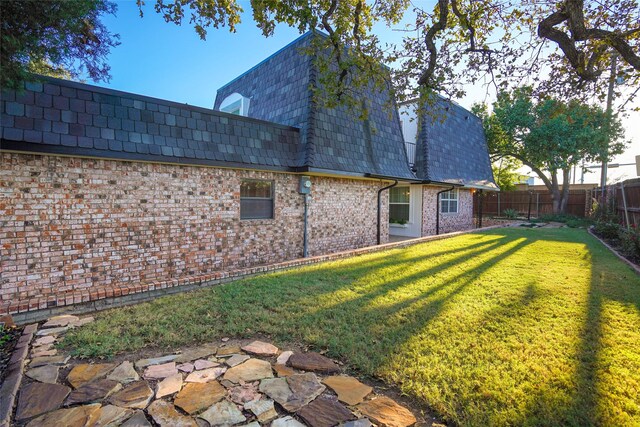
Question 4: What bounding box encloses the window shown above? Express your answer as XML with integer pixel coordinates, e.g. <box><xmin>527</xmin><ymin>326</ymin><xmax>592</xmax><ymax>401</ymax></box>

<box><xmin>220</xmin><ymin>93</ymin><xmax>250</xmax><ymax>116</ymax></box>
<box><xmin>440</xmin><ymin>189</ymin><xmax>458</xmax><ymax>214</ymax></box>
<box><xmin>240</xmin><ymin>180</ymin><xmax>274</xmax><ymax>219</ymax></box>
<box><xmin>389</xmin><ymin>187</ymin><xmax>410</xmax><ymax>223</ymax></box>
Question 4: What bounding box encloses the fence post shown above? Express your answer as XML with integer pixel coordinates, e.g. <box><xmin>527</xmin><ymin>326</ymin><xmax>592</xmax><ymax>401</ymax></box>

<box><xmin>621</xmin><ymin>182</ymin><xmax>630</xmax><ymax>230</ymax></box>
<box><xmin>497</xmin><ymin>192</ymin><xmax>501</xmax><ymax>217</ymax></box>
<box><xmin>536</xmin><ymin>193</ymin><xmax>540</xmax><ymax>218</ymax></box>
<box><xmin>478</xmin><ymin>190</ymin><xmax>483</xmax><ymax>228</ymax></box>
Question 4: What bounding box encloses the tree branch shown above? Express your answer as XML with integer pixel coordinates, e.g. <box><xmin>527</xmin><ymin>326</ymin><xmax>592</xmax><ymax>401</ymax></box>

<box><xmin>538</xmin><ymin>0</ymin><xmax>640</xmax><ymax>81</ymax></box>
<box><xmin>418</xmin><ymin>0</ymin><xmax>449</xmax><ymax>87</ymax></box>
<box><xmin>320</xmin><ymin>0</ymin><xmax>348</xmax><ymax>100</ymax></box>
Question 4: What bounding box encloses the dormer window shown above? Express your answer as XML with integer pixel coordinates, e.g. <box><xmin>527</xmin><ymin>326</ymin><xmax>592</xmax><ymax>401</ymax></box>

<box><xmin>220</xmin><ymin>93</ymin><xmax>251</xmax><ymax>116</ymax></box>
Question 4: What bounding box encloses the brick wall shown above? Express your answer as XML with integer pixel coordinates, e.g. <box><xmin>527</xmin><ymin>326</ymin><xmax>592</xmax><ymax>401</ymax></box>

<box><xmin>1</xmin><ymin>152</ymin><xmax>389</xmax><ymax>306</ymax></box>
<box><xmin>308</xmin><ymin>177</ymin><xmax>388</xmax><ymax>256</ymax></box>
<box><xmin>422</xmin><ymin>186</ymin><xmax>474</xmax><ymax>235</ymax></box>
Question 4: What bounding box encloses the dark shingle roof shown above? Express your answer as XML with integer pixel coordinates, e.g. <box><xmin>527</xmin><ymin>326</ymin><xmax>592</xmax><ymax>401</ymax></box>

<box><xmin>415</xmin><ymin>97</ymin><xmax>498</xmax><ymax>190</ymax></box>
<box><xmin>1</xmin><ymin>77</ymin><xmax>301</xmax><ymax>171</ymax></box>
<box><xmin>1</xmin><ymin>34</ymin><xmax>494</xmax><ymax>187</ymax></box>
<box><xmin>214</xmin><ymin>32</ymin><xmax>417</xmax><ymax>180</ymax></box>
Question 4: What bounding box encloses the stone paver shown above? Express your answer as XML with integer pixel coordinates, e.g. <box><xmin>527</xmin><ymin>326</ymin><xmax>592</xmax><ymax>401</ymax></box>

<box><xmin>29</xmin><ymin>355</ymin><xmax>70</xmax><ymax>368</ymax></box>
<box><xmin>25</xmin><ymin>403</ymin><xmax>100</xmax><ymax>427</ymax></box>
<box><xmin>11</xmin><ymin>318</ymin><xmax>424</xmax><ymax>427</ymax></box>
<box><xmin>109</xmin><ymin>381</ymin><xmax>154</xmax><ymax>409</ymax></box>
<box><xmin>65</xmin><ymin>379</ymin><xmax>122</xmax><ymax>405</ymax></box>
<box><xmin>107</xmin><ymin>360</ymin><xmax>140</xmax><ymax>384</ymax></box>
<box><xmin>216</xmin><ymin>345</ymin><xmax>242</xmax><ymax>357</ymax></box>
<box><xmin>174</xmin><ymin>381</ymin><xmax>226</xmax><ymax>414</ymax></box>
<box><xmin>66</xmin><ymin>363</ymin><xmax>115</xmax><ymax>388</ymax></box>
<box><xmin>229</xmin><ymin>382</ymin><xmax>261</xmax><ymax>404</ymax></box>
<box><xmin>143</xmin><ymin>362</ymin><xmax>178</xmax><ymax>380</ymax></box>
<box><xmin>288</xmin><ymin>352</ymin><xmax>340</xmax><ymax>373</ymax></box>
<box><xmin>121</xmin><ymin>410</ymin><xmax>152</xmax><ymax>427</ymax></box>
<box><xmin>343</xmin><ymin>419</ymin><xmax>373</xmax><ymax>427</ymax></box>
<box><xmin>323</xmin><ymin>375</ymin><xmax>373</xmax><ymax>405</ymax></box>
<box><xmin>198</xmin><ymin>400</ymin><xmax>246</xmax><ymax>426</ymax></box>
<box><xmin>273</xmin><ymin>364</ymin><xmax>296</xmax><ymax>377</ymax></box>
<box><xmin>33</xmin><ymin>336</ymin><xmax>56</xmax><ymax>346</ymax></box>
<box><xmin>194</xmin><ymin>359</ymin><xmax>218</xmax><ymax>370</ymax></box>
<box><xmin>185</xmin><ymin>366</ymin><xmax>226</xmax><ymax>383</ymax></box>
<box><xmin>242</xmin><ymin>340</ymin><xmax>279</xmax><ymax>357</ymax></box>
<box><xmin>224</xmin><ymin>358</ymin><xmax>273</xmax><ymax>383</ymax></box>
<box><xmin>156</xmin><ymin>373</ymin><xmax>183</xmax><ymax>398</ymax></box>
<box><xmin>225</xmin><ymin>354</ymin><xmax>250</xmax><ymax>367</ymax></box>
<box><xmin>245</xmin><ymin>399</ymin><xmax>278</xmax><ymax>423</ymax></box>
<box><xmin>25</xmin><ymin>365</ymin><xmax>59</xmax><ymax>384</ymax></box>
<box><xmin>296</xmin><ymin>396</ymin><xmax>355</xmax><ymax>427</ymax></box>
<box><xmin>135</xmin><ymin>354</ymin><xmax>179</xmax><ymax>369</ymax></box>
<box><xmin>177</xmin><ymin>362</ymin><xmax>195</xmax><ymax>373</ymax></box>
<box><xmin>147</xmin><ymin>399</ymin><xmax>198</xmax><ymax>427</ymax></box>
<box><xmin>276</xmin><ymin>351</ymin><xmax>294</xmax><ymax>365</ymax></box>
<box><xmin>357</xmin><ymin>397</ymin><xmax>417</xmax><ymax>427</ymax></box>
<box><xmin>31</xmin><ymin>349</ymin><xmax>57</xmax><ymax>358</ymax></box>
<box><xmin>174</xmin><ymin>344</ymin><xmax>218</xmax><ymax>363</ymax></box>
<box><xmin>259</xmin><ymin>377</ymin><xmax>292</xmax><ymax>407</ymax></box>
<box><xmin>42</xmin><ymin>315</ymin><xmax>79</xmax><ymax>328</ymax></box>
<box><xmin>271</xmin><ymin>416</ymin><xmax>307</xmax><ymax>427</ymax></box>
<box><xmin>35</xmin><ymin>326</ymin><xmax>69</xmax><ymax>336</ymax></box>
<box><xmin>15</xmin><ymin>382</ymin><xmax>71</xmax><ymax>421</ymax></box>
<box><xmin>286</xmin><ymin>373</ymin><xmax>326</xmax><ymax>412</ymax></box>
<box><xmin>87</xmin><ymin>404</ymin><xmax>134</xmax><ymax>426</ymax></box>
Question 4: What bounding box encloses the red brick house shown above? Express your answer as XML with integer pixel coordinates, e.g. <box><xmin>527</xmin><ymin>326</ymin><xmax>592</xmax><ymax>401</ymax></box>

<box><xmin>0</xmin><ymin>33</ymin><xmax>496</xmax><ymax>320</ymax></box>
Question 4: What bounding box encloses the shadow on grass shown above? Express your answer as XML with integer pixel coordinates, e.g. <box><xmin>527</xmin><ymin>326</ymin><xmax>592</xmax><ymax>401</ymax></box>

<box><xmin>506</xmin><ymin>231</ymin><xmax>640</xmax><ymax>426</ymax></box>
<box><xmin>63</xmin><ymin>228</ymin><xmax>640</xmax><ymax>426</ymax></box>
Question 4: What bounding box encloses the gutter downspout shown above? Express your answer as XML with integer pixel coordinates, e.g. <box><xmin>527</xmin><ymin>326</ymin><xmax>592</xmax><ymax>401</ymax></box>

<box><xmin>303</xmin><ymin>194</ymin><xmax>309</xmax><ymax>257</ymax></box>
<box><xmin>377</xmin><ymin>180</ymin><xmax>398</xmax><ymax>244</ymax></box>
<box><xmin>436</xmin><ymin>185</ymin><xmax>455</xmax><ymax>235</ymax></box>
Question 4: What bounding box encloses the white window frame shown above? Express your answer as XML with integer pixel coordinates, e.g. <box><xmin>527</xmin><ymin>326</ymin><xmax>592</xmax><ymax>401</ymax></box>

<box><xmin>440</xmin><ymin>189</ymin><xmax>459</xmax><ymax>214</ymax></box>
<box><xmin>220</xmin><ymin>93</ymin><xmax>251</xmax><ymax>116</ymax></box>
<box><xmin>389</xmin><ymin>186</ymin><xmax>411</xmax><ymax>224</ymax></box>
<box><xmin>240</xmin><ymin>179</ymin><xmax>274</xmax><ymax>220</ymax></box>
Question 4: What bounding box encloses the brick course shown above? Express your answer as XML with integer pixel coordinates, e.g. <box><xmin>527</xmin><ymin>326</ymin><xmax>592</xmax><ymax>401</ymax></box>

<box><xmin>422</xmin><ymin>186</ymin><xmax>474</xmax><ymax>235</ymax></box>
<box><xmin>1</xmin><ymin>152</ymin><xmax>390</xmax><ymax>314</ymax></box>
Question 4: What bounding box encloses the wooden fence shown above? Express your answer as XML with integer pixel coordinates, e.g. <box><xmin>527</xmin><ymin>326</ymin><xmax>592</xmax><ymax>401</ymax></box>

<box><xmin>593</xmin><ymin>178</ymin><xmax>640</xmax><ymax>227</ymax></box>
<box><xmin>474</xmin><ymin>189</ymin><xmax>590</xmax><ymax>218</ymax></box>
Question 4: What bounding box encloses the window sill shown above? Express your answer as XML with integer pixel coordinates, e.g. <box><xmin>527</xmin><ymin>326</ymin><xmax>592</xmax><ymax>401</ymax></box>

<box><xmin>389</xmin><ymin>223</ymin><xmax>409</xmax><ymax>229</ymax></box>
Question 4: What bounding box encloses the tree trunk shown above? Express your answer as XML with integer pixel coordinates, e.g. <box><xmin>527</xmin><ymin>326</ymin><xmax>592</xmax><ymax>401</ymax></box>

<box><xmin>559</xmin><ymin>168</ymin><xmax>571</xmax><ymax>214</ymax></box>
<box><xmin>516</xmin><ymin>160</ymin><xmax>570</xmax><ymax>215</ymax></box>
<box><xmin>550</xmin><ymin>170</ymin><xmax>563</xmax><ymax>214</ymax></box>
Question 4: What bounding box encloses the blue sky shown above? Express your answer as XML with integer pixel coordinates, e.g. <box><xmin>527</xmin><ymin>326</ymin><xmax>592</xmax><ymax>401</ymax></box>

<box><xmin>101</xmin><ymin>2</ymin><xmax>304</xmax><ymax>108</ymax></box>
<box><xmin>99</xmin><ymin>1</ymin><xmax>637</xmax><ymax>183</ymax></box>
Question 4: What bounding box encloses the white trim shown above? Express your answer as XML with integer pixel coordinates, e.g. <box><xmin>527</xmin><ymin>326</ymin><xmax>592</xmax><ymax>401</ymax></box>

<box><xmin>440</xmin><ymin>189</ymin><xmax>459</xmax><ymax>214</ymax></box>
<box><xmin>220</xmin><ymin>93</ymin><xmax>251</xmax><ymax>116</ymax></box>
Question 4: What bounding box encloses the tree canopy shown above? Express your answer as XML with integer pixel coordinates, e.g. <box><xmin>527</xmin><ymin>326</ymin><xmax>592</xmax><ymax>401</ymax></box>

<box><xmin>0</xmin><ymin>0</ymin><xmax>119</xmax><ymax>89</ymax></box>
<box><xmin>491</xmin><ymin>157</ymin><xmax>525</xmax><ymax>192</ymax></box>
<box><xmin>477</xmin><ymin>87</ymin><xmax>626</xmax><ymax>212</ymax></box>
<box><xmin>2</xmin><ymin>0</ymin><xmax>638</xmax><ymax>111</ymax></box>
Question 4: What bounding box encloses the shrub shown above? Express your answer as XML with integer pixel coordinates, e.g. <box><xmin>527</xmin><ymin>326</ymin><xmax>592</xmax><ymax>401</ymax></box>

<box><xmin>590</xmin><ymin>198</ymin><xmax>618</xmax><ymax>223</ymax></box>
<box><xmin>538</xmin><ymin>214</ymin><xmax>592</xmax><ymax>228</ymax></box>
<box><xmin>619</xmin><ymin>225</ymin><xmax>640</xmax><ymax>260</ymax></box>
<box><xmin>503</xmin><ymin>208</ymin><xmax>518</xmax><ymax>219</ymax></box>
<box><xmin>594</xmin><ymin>221</ymin><xmax>621</xmax><ymax>239</ymax></box>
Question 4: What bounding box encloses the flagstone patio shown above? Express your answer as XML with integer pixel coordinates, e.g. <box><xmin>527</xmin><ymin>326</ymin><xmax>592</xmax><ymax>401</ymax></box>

<box><xmin>8</xmin><ymin>314</ymin><xmax>422</xmax><ymax>427</ymax></box>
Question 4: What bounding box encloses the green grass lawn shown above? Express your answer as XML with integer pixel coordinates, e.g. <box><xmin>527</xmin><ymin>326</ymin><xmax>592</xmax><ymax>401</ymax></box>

<box><xmin>63</xmin><ymin>228</ymin><xmax>640</xmax><ymax>426</ymax></box>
